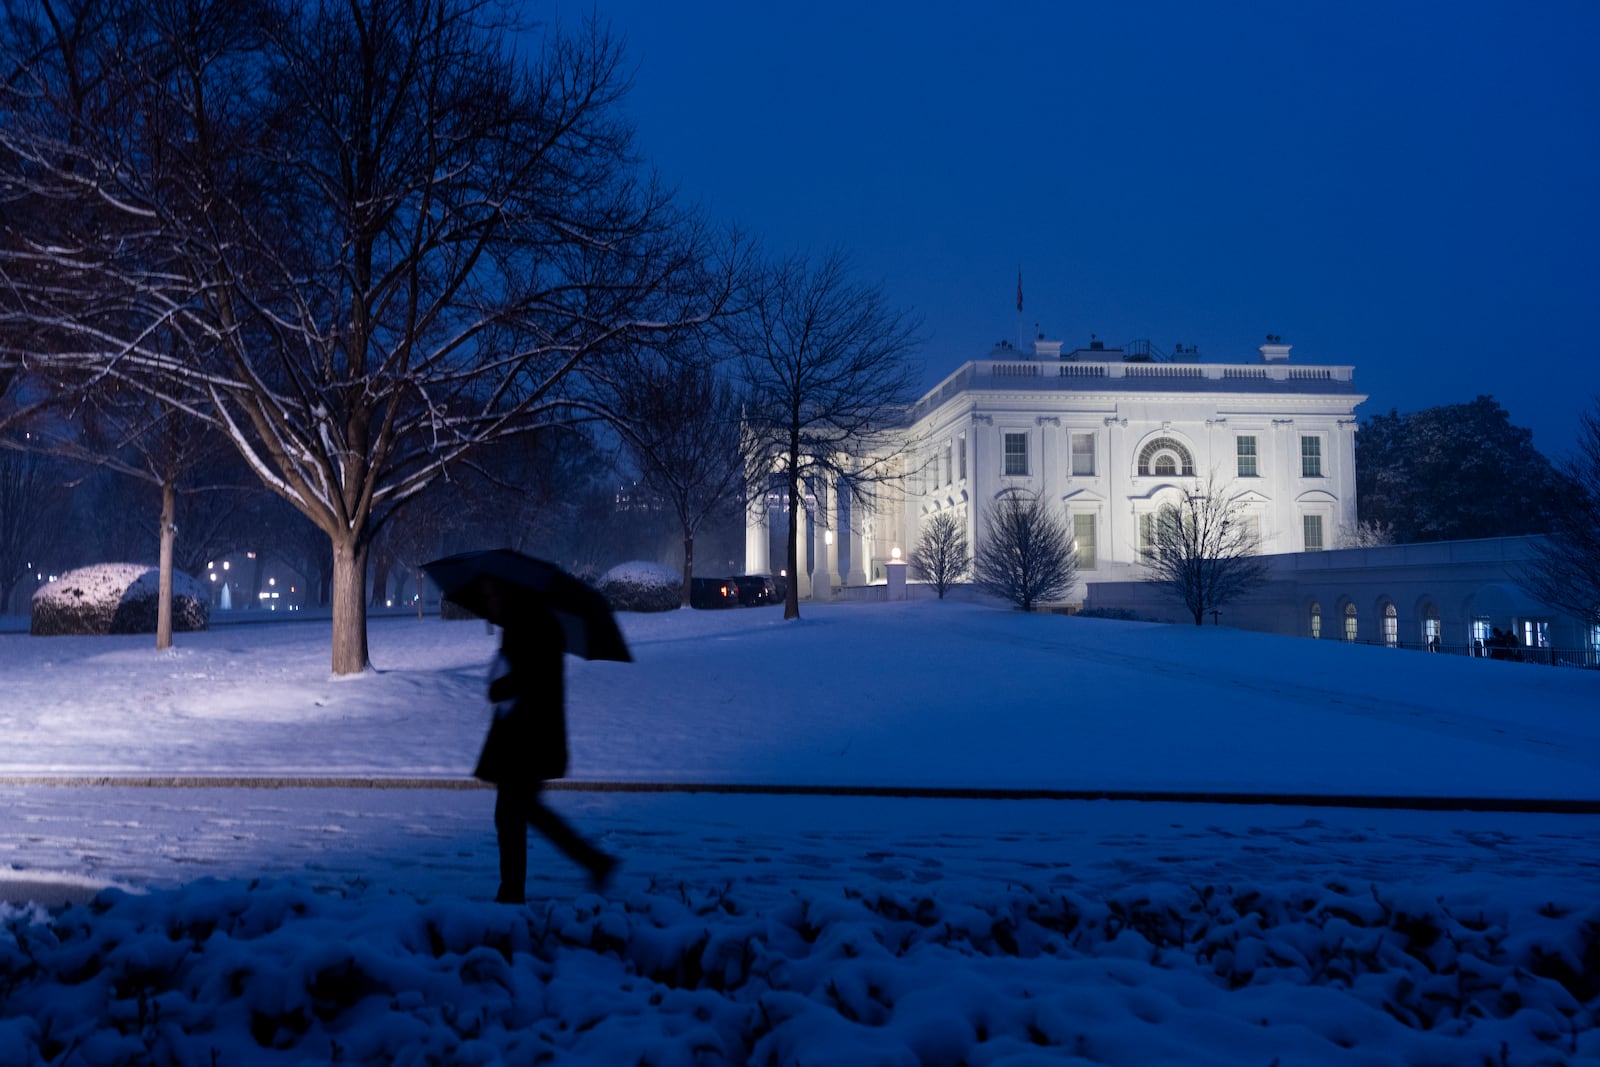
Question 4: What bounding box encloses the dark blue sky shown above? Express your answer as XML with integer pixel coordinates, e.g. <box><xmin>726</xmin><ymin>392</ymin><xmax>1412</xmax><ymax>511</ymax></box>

<box><xmin>571</xmin><ymin>0</ymin><xmax>1598</xmax><ymax>454</ymax></box>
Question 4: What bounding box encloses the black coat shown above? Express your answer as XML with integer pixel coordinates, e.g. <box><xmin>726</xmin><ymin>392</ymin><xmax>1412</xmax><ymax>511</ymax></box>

<box><xmin>472</xmin><ymin>611</ymin><xmax>569</xmax><ymax>786</ymax></box>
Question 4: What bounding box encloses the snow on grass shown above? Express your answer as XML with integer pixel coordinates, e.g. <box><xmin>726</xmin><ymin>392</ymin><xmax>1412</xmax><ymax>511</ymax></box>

<box><xmin>0</xmin><ymin>599</ymin><xmax>1597</xmax><ymax>1063</ymax></box>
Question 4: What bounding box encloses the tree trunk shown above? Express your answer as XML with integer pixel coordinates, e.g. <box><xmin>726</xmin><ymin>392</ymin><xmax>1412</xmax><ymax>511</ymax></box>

<box><xmin>681</xmin><ymin>529</ymin><xmax>695</xmax><ymax>608</ymax></box>
<box><xmin>784</xmin><ymin>476</ymin><xmax>801</xmax><ymax>620</ymax></box>
<box><xmin>330</xmin><ymin>538</ymin><xmax>370</xmax><ymax>675</ymax></box>
<box><xmin>156</xmin><ymin>476</ymin><xmax>176</xmax><ymax>651</ymax></box>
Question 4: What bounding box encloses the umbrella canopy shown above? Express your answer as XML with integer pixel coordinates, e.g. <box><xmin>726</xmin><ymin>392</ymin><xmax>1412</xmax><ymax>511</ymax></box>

<box><xmin>421</xmin><ymin>549</ymin><xmax>631</xmax><ymax>662</ymax></box>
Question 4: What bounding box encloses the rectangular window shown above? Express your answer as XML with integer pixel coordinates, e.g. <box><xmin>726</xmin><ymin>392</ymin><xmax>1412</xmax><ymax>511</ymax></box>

<box><xmin>1523</xmin><ymin>620</ymin><xmax>1550</xmax><ymax>649</ymax></box>
<box><xmin>1003</xmin><ymin>432</ymin><xmax>1028</xmax><ymax>477</ymax></box>
<box><xmin>1300</xmin><ymin>435</ymin><xmax>1323</xmax><ymax>477</ymax></box>
<box><xmin>1236</xmin><ymin>435</ymin><xmax>1258</xmax><ymax>477</ymax></box>
<box><xmin>1238</xmin><ymin>515</ymin><xmax>1260</xmax><ymax>553</ymax></box>
<box><xmin>1070</xmin><ymin>432</ymin><xmax>1096</xmax><ymax>476</ymax></box>
<box><xmin>1303</xmin><ymin>514</ymin><xmax>1324</xmax><ymax>552</ymax></box>
<box><xmin>944</xmin><ymin>443</ymin><xmax>953</xmax><ymax>486</ymax></box>
<box><xmin>1074</xmin><ymin>513</ymin><xmax>1097</xmax><ymax>569</ymax></box>
<box><xmin>1139</xmin><ymin>513</ymin><xmax>1155</xmax><ymax>559</ymax></box>
<box><xmin>958</xmin><ymin>436</ymin><xmax>967</xmax><ymax>480</ymax></box>
<box><xmin>1472</xmin><ymin>616</ymin><xmax>1492</xmax><ymax>655</ymax></box>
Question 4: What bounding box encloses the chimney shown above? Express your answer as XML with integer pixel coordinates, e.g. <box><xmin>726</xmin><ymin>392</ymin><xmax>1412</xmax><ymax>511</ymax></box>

<box><xmin>1258</xmin><ymin>334</ymin><xmax>1290</xmax><ymax>363</ymax></box>
<box><xmin>1032</xmin><ymin>337</ymin><xmax>1063</xmax><ymax>360</ymax></box>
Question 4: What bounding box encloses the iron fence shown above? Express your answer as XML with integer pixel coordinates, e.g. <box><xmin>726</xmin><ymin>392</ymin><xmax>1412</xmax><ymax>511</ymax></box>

<box><xmin>1351</xmin><ymin>638</ymin><xmax>1600</xmax><ymax>670</ymax></box>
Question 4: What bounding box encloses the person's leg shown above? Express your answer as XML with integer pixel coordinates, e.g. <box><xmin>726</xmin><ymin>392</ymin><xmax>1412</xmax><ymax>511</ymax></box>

<box><xmin>524</xmin><ymin>789</ymin><xmax>616</xmax><ymax>886</ymax></box>
<box><xmin>493</xmin><ymin>786</ymin><xmax>528</xmax><ymax>903</ymax></box>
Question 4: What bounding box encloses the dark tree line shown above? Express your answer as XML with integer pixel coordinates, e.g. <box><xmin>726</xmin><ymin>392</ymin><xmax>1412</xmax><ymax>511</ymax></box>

<box><xmin>1356</xmin><ymin>397</ymin><xmax>1567</xmax><ymax>543</ymax></box>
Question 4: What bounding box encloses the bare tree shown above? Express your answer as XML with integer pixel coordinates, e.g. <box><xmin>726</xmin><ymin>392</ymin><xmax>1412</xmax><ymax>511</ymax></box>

<box><xmin>732</xmin><ymin>249</ymin><xmax>922</xmax><ymax>619</ymax></box>
<box><xmin>0</xmin><ymin>0</ymin><xmax>731</xmax><ymax>673</ymax></box>
<box><xmin>1140</xmin><ymin>474</ymin><xmax>1269</xmax><ymax>625</ymax></box>
<box><xmin>1523</xmin><ymin>398</ymin><xmax>1600</xmax><ymax>627</ymax></box>
<box><xmin>974</xmin><ymin>491</ymin><xmax>1076</xmax><ymax>611</ymax></box>
<box><xmin>613</xmin><ymin>355</ymin><xmax>751</xmax><ymax>605</ymax></box>
<box><xmin>1337</xmin><ymin>519</ymin><xmax>1396</xmax><ymax>549</ymax></box>
<box><xmin>910</xmin><ymin>511</ymin><xmax>970</xmax><ymax>599</ymax></box>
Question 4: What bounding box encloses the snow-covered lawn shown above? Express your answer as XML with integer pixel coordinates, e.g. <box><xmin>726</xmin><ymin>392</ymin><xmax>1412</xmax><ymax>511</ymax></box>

<box><xmin>1</xmin><ymin>602</ymin><xmax>1596</xmax><ymax>1064</ymax></box>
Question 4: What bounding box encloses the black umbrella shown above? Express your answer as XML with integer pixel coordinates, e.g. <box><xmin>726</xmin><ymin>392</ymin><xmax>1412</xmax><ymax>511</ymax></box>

<box><xmin>421</xmin><ymin>549</ymin><xmax>632</xmax><ymax>662</ymax></box>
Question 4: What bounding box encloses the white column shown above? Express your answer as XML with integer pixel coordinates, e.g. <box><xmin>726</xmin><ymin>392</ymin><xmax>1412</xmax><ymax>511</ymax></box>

<box><xmin>846</xmin><ymin>484</ymin><xmax>869</xmax><ymax>586</ymax></box>
<box><xmin>744</xmin><ymin>491</ymin><xmax>770</xmax><ymax>575</ymax></box>
<box><xmin>817</xmin><ymin>477</ymin><xmax>839</xmax><ymax>599</ymax></box>
<box><xmin>794</xmin><ymin>497</ymin><xmax>812</xmax><ymax>598</ymax></box>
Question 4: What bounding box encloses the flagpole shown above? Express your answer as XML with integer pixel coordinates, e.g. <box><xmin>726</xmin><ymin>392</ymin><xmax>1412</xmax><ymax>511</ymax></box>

<box><xmin>1015</xmin><ymin>263</ymin><xmax>1024</xmax><ymax>351</ymax></box>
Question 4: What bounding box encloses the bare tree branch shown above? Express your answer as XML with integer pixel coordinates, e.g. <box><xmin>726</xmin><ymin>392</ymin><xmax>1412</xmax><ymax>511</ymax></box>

<box><xmin>1140</xmin><ymin>473</ymin><xmax>1269</xmax><ymax>625</ymax></box>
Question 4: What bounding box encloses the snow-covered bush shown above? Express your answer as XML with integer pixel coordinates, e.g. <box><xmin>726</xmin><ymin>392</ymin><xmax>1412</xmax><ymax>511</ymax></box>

<box><xmin>31</xmin><ymin>563</ymin><xmax>210</xmax><ymax>636</ymax></box>
<box><xmin>599</xmin><ymin>561</ymin><xmax>682</xmax><ymax>612</ymax></box>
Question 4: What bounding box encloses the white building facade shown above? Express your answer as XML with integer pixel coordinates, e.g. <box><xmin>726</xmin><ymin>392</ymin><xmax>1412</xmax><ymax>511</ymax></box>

<box><xmin>871</xmin><ymin>337</ymin><xmax>1367</xmax><ymax>603</ymax></box>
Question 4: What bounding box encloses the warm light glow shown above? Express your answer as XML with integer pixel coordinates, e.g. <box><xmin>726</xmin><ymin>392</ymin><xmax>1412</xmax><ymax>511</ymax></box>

<box><xmin>246</xmin><ymin>552</ymin><xmax>257</xmax><ymax>559</ymax></box>
<box><xmin>891</xmin><ymin>546</ymin><xmax>902</xmax><ymax>561</ymax></box>
<box><xmin>222</xmin><ymin>561</ymin><xmax>230</xmax><ymax>570</ymax></box>
<box><xmin>268</xmin><ymin>578</ymin><xmax>276</xmax><ymax>586</ymax></box>
<box><xmin>209</xmin><ymin>573</ymin><xmax>217</xmax><ymax>582</ymax></box>
<box><xmin>824</xmin><ymin>530</ymin><xmax>833</xmax><ymax>545</ymax></box>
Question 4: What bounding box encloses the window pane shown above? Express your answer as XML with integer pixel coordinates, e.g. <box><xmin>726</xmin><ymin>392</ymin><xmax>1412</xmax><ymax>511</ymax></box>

<box><xmin>958</xmin><ymin>437</ymin><xmax>967</xmax><ymax>480</ymax></box>
<box><xmin>1301</xmin><ymin>436</ymin><xmax>1322</xmax><ymax>477</ymax></box>
<box><xmin>1310</xmin><ymin>602</ymin><xmax>1322</xmax><ymax>639</ymax></box>
<box><xmin>1004</xmin><ymin>433</ymin><xmax>1028</xmax><ymax>476</ymax></box>
<box><xmin>1074</xmin><ymin>513</ymin><xmax>1096</xmax><ymax>569</ymax></box>
<box><xmin>1071</xmin><ymin>433</ymin><xmax>1095</xmax><ymax>476</ymax></box>
<box><xmin>1236</xmin><ymin>435</ymin><xmax>1258</xmax><ymax>477</ymax></box>
<box><xmin>1302</xmin><ymin>514</ymin><xmax>1323</xmax><ymax>551</ymax></box>
<box><xmin>1343</xmin><ymin>603</ymin><xmax>1357</xmax><ymax>642</ymax></box>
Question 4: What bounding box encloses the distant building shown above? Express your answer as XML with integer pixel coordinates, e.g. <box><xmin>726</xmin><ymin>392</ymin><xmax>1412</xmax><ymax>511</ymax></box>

<box><xmin>1085</xmin><ymin>535</ymin><xmax>1599</xmax><ymax>664</ymax></box>
<box><xmin>747</xmin><ymin>334</ymin><xmax>1366</xmax><ymax>602</ymax></box>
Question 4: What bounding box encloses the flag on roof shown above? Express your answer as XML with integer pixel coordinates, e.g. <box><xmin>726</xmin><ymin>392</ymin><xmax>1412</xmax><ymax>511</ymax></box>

<box><xmin>1016</xmin><ymin>265</ymin><xmax>1023</xmax><ymax>312</ymax></box>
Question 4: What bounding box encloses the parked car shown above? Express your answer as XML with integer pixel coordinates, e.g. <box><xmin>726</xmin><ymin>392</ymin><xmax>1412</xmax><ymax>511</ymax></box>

<box><xmin>730</xmin><ymin>574</ymin><xmax>777</xmax><ymax>607</ymax></box>
<box><xmin>689</xmin><ymin>576</ymin><xmax>741</xmax><ymax>609</ymax></box>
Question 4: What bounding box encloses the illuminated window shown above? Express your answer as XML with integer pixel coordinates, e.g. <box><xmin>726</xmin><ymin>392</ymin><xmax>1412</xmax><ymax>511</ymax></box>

<box><xmin>1343</xmin><ymin>603</ymin><xmax>1358</xmax><ymax>642</ymax></box>
<box><xmin>1074</xmin><ymin>513</ymin><xmax>1097</xmax><ymax>569</ymax></box>
<box><xmin>1003</xmin><ymin>433</ymin><xmax>1029</xmax><ymax>477</ymax></box>
<box><xmin>1303</xmin><ymin>515</ymin><xmax>1324</xmax><ymax>552</ymax></box>
<box><xmin>1310</xmin><ymin>601</ymin><xmax>1322</xmax><ymax>639</ymax></box>
<box><xmin>1301</xmin><ymin>436</ymin><xmax>1323</xmax><ymax>477</ymax></box>
<box><xmin>1423</xmin><ymin>605</ymin><xmax>1441</xmax><ymax>649</ymax></box>
<box><xmin>1071</xmin><ymin>433</ymin><xmax>1096</xmax><ymax>476</ymax></box>
<box><xmin>1236</xmin><ymin>435</ymin><xmax>1258</xmax><ymax>477</ymax></box>
<box><xmin>1472</xmin><ymin>616</ymin><xmax>1492</xmax><ymax>655</ymax></box>
<box><xmin>1137</xmin><ymin>437</ymin><xmax>1194</xmax><ymax>477</ymax></box>
<box><xmin>1382</xmin><ymin>603</ymin><xmax>1398</xmax><ymax>647</ymax></box>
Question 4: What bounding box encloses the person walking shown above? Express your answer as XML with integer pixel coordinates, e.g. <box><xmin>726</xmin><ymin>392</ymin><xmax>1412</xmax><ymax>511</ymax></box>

<box><xmin>473</xmin><ymin>600</ymin><xmax>617</xmax><ymax>903</ymax></box>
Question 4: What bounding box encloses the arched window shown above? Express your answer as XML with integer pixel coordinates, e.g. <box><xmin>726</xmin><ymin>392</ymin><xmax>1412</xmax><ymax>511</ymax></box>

<box><xmin>1309</xmin><ymin>602</ymin><xmax>1322</xmax><ymax>639</ymax></box>
<box><xmin>1137</xmin><ymin>437</ymin><xmax>1195</xmax><ymax>477</ymax></box>
<box><xmin>1382</xmin><ymin>603</ymin><xmax>1398</xmax><ymax>648</ymax></box>
<box><xmin>1343</xmin><ymin>603</ymin><xmax>1358</xmax><ymax>642</ymax></box>
<box><xmin>1422</xmin><ymin>603</ymin><xmax>1441</xmax><ymax>650</ymax></box>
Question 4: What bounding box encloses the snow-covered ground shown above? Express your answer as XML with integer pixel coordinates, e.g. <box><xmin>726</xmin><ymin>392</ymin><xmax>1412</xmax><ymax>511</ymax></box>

<box><xmin>1</xmin><ymin>602</ymin><xmax>1596</xmax><ymax>1064</ymax></box>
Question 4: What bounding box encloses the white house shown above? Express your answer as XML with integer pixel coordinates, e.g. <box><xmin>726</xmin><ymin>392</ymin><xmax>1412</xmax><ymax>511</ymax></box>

<box><xmin>747</xmin><ymin>334</ymin><xmax>1367</xmax><ymax>604</ymax></box>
